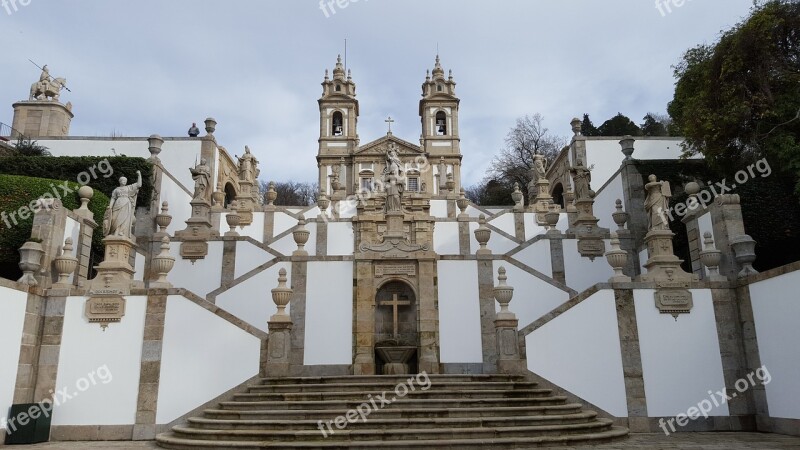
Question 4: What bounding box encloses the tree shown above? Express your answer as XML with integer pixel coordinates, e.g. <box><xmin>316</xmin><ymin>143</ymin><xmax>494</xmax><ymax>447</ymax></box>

<box><xmin>641</xmin><ymin>113</ymin><xmax>669</xmax><ymax>137</ymax></box>
<box><xmin>13</xmin><ymin>137</ymin><xmax>51</xmax><ymax>156</ymax></box>
<box><xmin>581</xmin><ymin>114</ymin><xmax>599</xmax><ymax>136</ymax></box>
<box><xmin>465</xmin><ymin>179</ymin><xmax>515</xmax><ymax>206</ymax></box>
<box><xmin>259</xmin><ymin>181</ymin><xmax>319</xmax><ymax>206</ymax></box>
<box><xmin>668</xmin><ymin>0</ymin><xmax>800</xmax><ymax>187</ymax></box>
<box><xmin>597</xmin><ymin>113</ymin><xmax>642</xmax><ymax>137</ymax></box>
<box><xmin>483</xmin><ymin>114</ymin><xmax>568</xmax><ymax>203</ymax></box>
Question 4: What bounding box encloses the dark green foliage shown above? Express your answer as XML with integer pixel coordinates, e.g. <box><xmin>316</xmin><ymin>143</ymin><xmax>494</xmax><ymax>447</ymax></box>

<box><xmin>465</xmin><ymin>179</ymin><xmax>515</xmax><ymax>206</ymax></box>
<box><xmin>13</xmin><ymin>138</ymin><xmax>52</xmax><ymax>156</ymax></box>
<box><xmin>0</xmin><ymin>156</ymin><xmax>153</xmax><ymax>206</ymax></box>
<box><xmin>641</xmin><ymin>114</ymin><xmax>669</xmax><ymax>137</ymax></box>
<box><xmin>668</xmin><ymin>0</ymin><xmax>800</xmax><ymax>190</ymax></box>
<box><xmin>0</xmin><ymin>175</ymin><xmax>110</xmax><ymax>281</ymax></box>
<box><xmin>581</xmin><ymin>114</ymin><xmax>599</xmax><ymax>137</ymax></box>
<box><xmin>597</xmin><ymin>113</ymin><xmax>643</xmax><ymax>137</ymax></box>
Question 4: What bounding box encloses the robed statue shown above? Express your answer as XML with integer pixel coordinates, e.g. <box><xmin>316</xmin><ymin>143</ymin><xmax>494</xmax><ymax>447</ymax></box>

<box><xmin>190</xmin><ymin>158</ymin><xmax>211</xmax><ymax>201</ymax></box>
<box><xmin>383</xmin><ymin>144</ymin><xmax>404</xmax><ymax>213</ymax></box>
<box><xmin>570</xmin><ymin>159</ymin><xmax>594</xmax><ymax>200</ymax></box>
<box><xmin>532</xmin><ymin>153</ymin><xmax>548</xmax><ymax>183</ymax></box>
<box><xmin>644</xmin><ymin>174</ymin><xmax>672</xmax><ymax>231</ymax></box>
<box><xmin>103</xmin><ymin>171</ymin><xmax>142</xmax><ymax>238</ymax></box>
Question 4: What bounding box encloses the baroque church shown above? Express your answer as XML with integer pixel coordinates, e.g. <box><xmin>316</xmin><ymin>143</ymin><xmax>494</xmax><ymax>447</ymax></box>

<box><xmin>0</xmin><ymin>56</ymin><xmax>797</xmax><ymax>448</ymax></box>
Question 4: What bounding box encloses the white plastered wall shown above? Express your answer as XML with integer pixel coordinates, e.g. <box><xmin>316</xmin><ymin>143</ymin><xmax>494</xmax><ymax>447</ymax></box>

<box><xmin>0</xmin><ymin>287</ymin><xmax>28</xmax><ymax>431</ymax></box>
<box><xmin>234</xmin><ymin>241</ymin><xmax>274</xmax><ymax>279</ymax></box>
<box><xmin>216</xmin><ymin>263</ymin><xmax>291</xmax><ymax>334</ymax></box>
<box><xmin>168</xmin><ymin>241</ymin><xmax>224</xmax><ymax>298</ymax></box>
<box><xmin>304</xmin><ymin>262</ymin><xmax>353</xmax><ymax>365</ymax></box>
<box><xmin>156</xmin><ymin>296</ymin><xmax>261</xmax><ymax>424</ymax></box>
<box><xmin>433</xmin><ymin>222</ymin><xmax>460</xmax><ymax>255</ymax></box>
<box><xmin>634</xmin><ymin>289</ymin><xmax>729</xmax><ymax>417</ymax></box>
<box><xmin>53</xmin><ymin>296</ymin><xmax>147</xmax><ymax>425</ymax></box>
<box><xmin>525</xmin><ymin>289</ymin><xmax>628</xmax><ymax>416</ymax></box>
<box><xmin>562</xmin><ymin>239</ymin><xmax>614</xmax><ymax>293</ymax></box>
<box><xmin>494</xmin><ymin>262</ymin><xmax>569</xmax><ymax>329</ymax></box>
<box><xmin>438</xmin><ymin>261</ymin><xmax>483</xmax><ymax>363</ymax></box>
<box><xmin>327</xmin><ymin>222</ymin><xmax>354</xmax><ymax>256</ymax></box>
<box><xmin>593</xmin><ymin>172</ymin><xmax>624</xmax><ymax>231</ymax></box>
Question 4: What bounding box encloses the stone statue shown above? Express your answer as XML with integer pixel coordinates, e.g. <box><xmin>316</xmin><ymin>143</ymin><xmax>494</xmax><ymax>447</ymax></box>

<box><xmin>383</xmin><ymin>144</ymin><xmax>404</xmax><ymax>213</ymax></box>
<box><xmin>190</xmin><ymin>158</ymin><xmax>211</xmax><ymax>201</ymax></box>
<box><xmin>570</xmin><ymin>159</ymin><xmax>594</xmax><ymax>200</ymax></box>
<box><xmin>103</xmin><ymin>171</ymin><xmax>142</xmax><ymax>238</ymax></box>
<box><xmin>30</xmin><ymin>65</ymin><xmax>67</xmax><ymax>102</ymax></box>
<box><xmin>532</xmin><ymin>154</ymin><xmax>548</xmax><ymax>183</ymax></box>
<box><xmin>644</xmin><ymin>174</ymin><xmax>672</xmax><ymax>231</ymax></box>
<box><xmin>237</xmin><ymin>146</ymin><xmax>257</xmax><ymax>182</ymax></box>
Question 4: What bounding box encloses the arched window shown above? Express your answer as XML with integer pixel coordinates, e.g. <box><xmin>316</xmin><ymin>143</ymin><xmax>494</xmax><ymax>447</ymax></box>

<box><xmin>335</xmin><ymin>84</ymin><xmax>342</xmax><ymax>92</ymax></box>
<box><xmin>332</xmin><ymin>111</ymin><xmax>344</xmax><ymax>136</ymax></box>
<box><xmin>435</xmin><ymin>111</ymin><xmax>447</xmax><ymax>136</ymax></box>
<box><xmin>437</xmin><ymin>84</ymin><xmax>443</xmax><ymax>92</ymax></box>
<box><xmin>224</xmin><ymin>182</ymin><xmax>237</xmax><ymax>208</ymax></box>
<box><xmin>552</xmin><ymin>183</ymin><xmax>565</xmax><ymax>209</ymax></box>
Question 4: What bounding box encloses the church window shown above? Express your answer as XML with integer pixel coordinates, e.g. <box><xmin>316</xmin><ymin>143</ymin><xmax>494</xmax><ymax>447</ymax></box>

<box><xmin>407</xmin><ymin>177</ymin><xmax>419</xmax><ymax>192</ymax></box>
<box><xmin>437</xmin><ymin>84</ymin><xmax>443</xmax><ymax>92</ymax></box>
<box><xmin>435</xmin><ymin>111</ymin><xmax>447</xmax><ymax>135</ymax></box>
<box><xmin>360</xmin><ymin>177</ymin><xmax>373</xmax><ymax>191</ymax></box>
<box><xmin>335</xmin><ymin>84</ymin><xmax>342</xmax><ymax>92</ymax></box>
<box><xmin>332</xmin><ymin>111</ymin><xmax>344</xmax><ymax>136</ymax></box>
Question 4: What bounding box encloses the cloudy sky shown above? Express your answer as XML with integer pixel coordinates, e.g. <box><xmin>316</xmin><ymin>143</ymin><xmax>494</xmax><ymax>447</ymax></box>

<box><xmin>1</xmin><ymin>0</ymin><xmax>754</xmax><ymax>185</ymax></box>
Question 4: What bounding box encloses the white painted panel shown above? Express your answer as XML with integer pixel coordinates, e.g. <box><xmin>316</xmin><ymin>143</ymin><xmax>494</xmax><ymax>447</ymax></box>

<box><xmin>697</xmin><ymin>212</ymin><xmax>713</xmax><ymax>243</ymax></box>
<box><xmin>464</xmin><ymin>205</ymin><xmax>489</xmax><ymax>219</ymax></box>
<box><xmin>634</xmin><ymin>289</ymin><xmax>728</xmax><ymax>417</ymax></box>
<box><xmin>512</xmin><ymin>240</ymin><xmax>552</xmax><ymax>276</ymax></box>
<box><xmin>336</xmin><ymin>201</ymin><xmax>357</xmax><ymax>219</ymax></box>
<box><xmin>305</xmin><ymin>262</ymin><xmax>353</xmax><ymax>365</ymax></box>
<box><xmin>563</xmin><ymin>239</ymin><xmax>615</xmax><ymax>293</ymax></box>
<box><xmin>216</xmin><ymin>263</ymin><xmax>292</xmax><ymax>333</ymax></box>
<box><xmin>469</xmin><ymin>222</ymin><xmax>519</xmax><ymax>255</ymax></box>
<box><xmin>434</xmin><ymin>221</ymin><xmax>460</xmax><ymax>255</ymax></box>
<box><xmin>524</xmin><ymin>213</ymin><xmax>569</xmax><ymax>241</ymax></box>
<box><xmin>273</xmin><ymin>212</ymin><xmax>297</xmax><ymax>238</ymax></box>
<box><xmin>584</xmin><ymin>138</ymin><xmax>690</xmax><ymax>192</ymax></box>
<box><xmin>0</xmin><ymin>287</ymin><xmax>28</xmax><ymax>431</ymax></box>
<box><xmin>327</xmin><ymin>222</ymin><xmax>354</xmax><ymax>256</ymax></box>
<box><xmin>134</xmin><ymin>249</ymin><xmax>145</xmax><ymax>282</ymax></box>
<box><xmin>158</xmin><ymin>175</ymin><xmax>193</xmax><ymax>235</ymax></box>
<box><xmin>639</xmin><ymin>249</ymin><xmax>648</xmax><ymax>274</ymax></box>
<box><xmin>169</xmin><ymin>241</ymin><xmax>223</xmax><ymax>298</ymax></box>
<box><xmin>494</xmin><ymin>262</ymin><xmax>569</xmax><ymax>329</ymax></box>
<box><xmin>488</xmin><ymin>213</ymin><xmax>515</xmax><ymax>236</ymax></box>
<box><xmin>594</xmin><ymin>173</ymin><xmax>624</xmax><ymax>231</ymax></box>
<box><xmin>234</xmin><ymin>241</ymin><xmax>274</xmax><ymax>279</ymax></box>
<box><xmin>269</xmin><ymin>223</ymin><xmax>317</xmax><ymax>256</ymax></box>
<box><xmin>526</xmin><ymin>290</ymin><xmax>628</xmax><ymax>416</ymax></box>
<box><xmin>231</xmin><ymin>212</ymin><xmax>264</xmax><ymax>241</ymax></box>
<box><xmin>157</xmin><ymin>296</ymin><xmax>261</xmax><ymax>424</ymax></box>
<box><xmin>438</xmin><ymin>261</ymin><xmax>483</xmax><ymax>363</ymax></box>
<box><xmin>749</xmin><ymin>271</ymin><xmax>800</xmax><ymax>419</ymax></box>
<box><xmin>53</xmin><ymin>296</ymin><xmax>146</xmax><ymax>425</ymax></box>
<box><xmin>430</xmin><ymin>200</ymin><xmax>448</xmax><ymax>218</ymax></box>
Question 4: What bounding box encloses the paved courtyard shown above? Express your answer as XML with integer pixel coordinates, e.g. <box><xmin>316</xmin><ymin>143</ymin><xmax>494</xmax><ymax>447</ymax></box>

<box><xmin>18</xmin><ymin>432</ymin><xmax>800</xmax><ymax>449</ymax></box>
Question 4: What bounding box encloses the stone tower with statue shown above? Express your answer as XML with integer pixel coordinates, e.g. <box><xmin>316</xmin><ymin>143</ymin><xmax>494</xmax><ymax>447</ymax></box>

<box><xmin>11</xmin><ymin>64</ymin><xmax>74</xmax><ymax>139</ymax></box>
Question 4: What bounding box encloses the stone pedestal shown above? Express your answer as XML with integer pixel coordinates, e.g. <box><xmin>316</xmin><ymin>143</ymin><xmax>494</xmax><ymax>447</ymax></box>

<box><xmin>236</xmin><ymin>180</ymin><xmax>255</xmax><ymax>226</ymax></box>
<box><xmin>640</xmin><ymin>229</ymin><xmax>696</xmax><ymax>283</ymax></box>
<box><xmin>266</xmin><ymin>321</ymin><xmax>293</xmax><ymax>377</ymax></box>
<box><xmin>90</xmin><ymin>234</ymin><xmax>137</xmax><ymax>294</ymax></box>
<box><xmin>12</xmin><ymin>100</ymin><xmax>73</xmax><ymax>138</ymax></box>
<box><xmin>528</xmin><ymin>179</ymin><xmax>554</xmax><ymax>224</ymax></box>
<box><xmin>376</xmin><ymin>346</ymin><xmax>416</xmax><ymax>375</ymax></box>
<box><xmin>571</xmin><ymin>198</ymin><xmax>606</xmax><ymax>260</ymax></box>
<box><xmin>495</xmin><ymin>318</ymin><xmax>525</xmax><ymax>374</ymax></box>
<box><xmin>176</xmin><ymin>199</ymin><xmax>217</xmax><ymax>262</ymax></box>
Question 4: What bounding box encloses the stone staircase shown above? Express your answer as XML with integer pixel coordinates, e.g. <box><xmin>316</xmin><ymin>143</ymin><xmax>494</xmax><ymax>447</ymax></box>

<box><xmin>156</xmin><ymin>374</ymin><xmax>628</xmax><ymax>449</ymax></box>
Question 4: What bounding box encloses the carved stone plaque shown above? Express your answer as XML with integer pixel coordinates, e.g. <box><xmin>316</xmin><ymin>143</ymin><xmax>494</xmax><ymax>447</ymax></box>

<box><xmin>654</xmin><ymin>288</ymin><xmax>693</xmax><ymax>319</ymax></box>
<box><xmin>180</xmin><ymin>241</ymin><xmax>208</xmax><ymax>262</ymax></box>
<box><xmin>375</xmin><ymin>264</ymin><xmax>416</xmax><ymax>278</ymax></box>
<box><xmin>85</xmin><ymin>294</ymin><xmax>126</xmax><ymax>330</ymax></box>
<box><xmin>577</xmin><ymin>238</ymin><xmax>606</xmax><ymax>261</ymax></box>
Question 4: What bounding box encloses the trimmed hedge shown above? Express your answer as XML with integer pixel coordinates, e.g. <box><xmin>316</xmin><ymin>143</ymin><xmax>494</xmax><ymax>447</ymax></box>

<box><xmin>0</xmin><ymin>174</ymin><xmax>110</xmax><ymax>281</ymax></box>
<box><xmin>0</xmin><ymin>156</ymin><xmax>153</xmax><ymax>207</ymax></box>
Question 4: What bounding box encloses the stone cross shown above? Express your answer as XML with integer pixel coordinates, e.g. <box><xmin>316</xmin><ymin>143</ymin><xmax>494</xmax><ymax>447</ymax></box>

<box><xmin>380</xmin><ymin>293</ymin><xmax>410</xmax><ymax>337</ymax></box>
<box><xmin>385</xmin><ymin>116</ymin><xmax>395</xmax><ymax>133</ymax></box>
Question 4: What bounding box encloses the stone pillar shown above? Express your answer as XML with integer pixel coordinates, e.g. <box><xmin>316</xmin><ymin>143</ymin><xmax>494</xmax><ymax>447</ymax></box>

<box><xmin>493</xmin><ymin>267</ymin><xmax>525</xmax><ymax>374</ymax></box>
<box><xmin>417</xmin><ymin>259</ymin><xmax>440</xmax><ymax>374</ymax></box>
<box><xmin>11</xmin><ymin>291</ymin><xmax>48</xmax><ymax>405</ymax></box>
<box><xmin>353</xmin><ymin>261</ymin><xmax>376</xmax><ymax>375</ymax></box>
<box><xmin>133</xmin><ymin>293</ymin><xmax>167</xmax><ymax>440</ymax></box>
<box><xmin>708</xmin><ymin>194</ymin><xmax>757</xmax><ymax>280</ymax></box>
<box><xmin>73</xmin><ymin>187</ymin><xmax>97</xmax><ymax>286</ymax></box>
<box><xmin>316</xmin><ymin>218</ymin><xmax>328</xmax><ymax>257</ymax></box>
<box><xmin>12</xmin><ymin>101</ymin><xmax>74</xmax><ymax>138</ymax></box>
<box><xmin>457</xmin><ymin>207</ymin><xmax>471</xmax><ymax>256</ymax></box>
<box><xmin>513</xmin><ymin>212</ymin><xmax>526</xmax><ymax>241</ymax></box>
<box><xmin>289</xmin><ymin>220</ymin><xmax>309</xmax><ymax>375</ymax></box>
<box><xmin>548</xmin><ymin>236</ymin><xmax>566</xmax><ymax>285</ymax></box>
<box><xmin>29</xmin><ymin>199</ymin><xmax>68</xmax><ymax>288</ymax></box>
<box><xmin>266</xmin><ymin>269</ymin><xmax>294</xmax><ymax>377</ymax></box>
<box><xmin>477</xmin><ymin>255</ymin><xmax>498</xmax><ymax>374</ymax></box>
<box><xmin>614</xmin><ymin>288</ymin><xmax>649</xmax><ymax>432</ymax></box>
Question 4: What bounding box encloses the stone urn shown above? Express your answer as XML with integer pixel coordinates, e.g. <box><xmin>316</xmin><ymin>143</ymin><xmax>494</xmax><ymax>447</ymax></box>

<box><xmin>266</xmin><ymin>181</ymin><xmax>278</xmax><ymax>206</ymax></box>
<box><xmin>612</xmin><ymin>199</ymin><xmax>629</xmax><ymax>231</ymax></box>
<box><xmin>456</xmin><ymin>188</ymin><xmax>469</xmax><ymax>216</ymax></box>
<box><xmin>619</xmin><ymin>135</ymin><xmax>635</xmax><ymax>160</ymax></box>
<box><xmin>148</xmin><ymin>134</ymin><xmax>164</xmax><ymax>160</ymax></box>
<box><xmin>155</xmin><ymin>201</ymin><xmax>172</xmax><ymax>234</ymax></box>
<box><xmin>212</xmin><ymin>186</ymin><xmax>225</xmax><ymax>207</ymax></box>
<box><xmin>730</xmin><ymin>234</ymin><xmax>758</xmax><ymax>278</ymax></box>
<box><xmin>226</xmin><ymin>202</ymin><xmax>241</xmax><ymax>235</ymax></box>
<box><xmin>605</xmin><ymin>232</ymin><xmax>630</xmax><ymax>282</ymax></box>
<box><xmin>511</xmin><ymin>183</ymin><xmax>524</xmax><ymax>211</ymax></box>
<box><xmin>445</xmin><ymin>173</ymin><xmax>455</xmax><ymax>193</ymax></box>
<box><xmin>474</xmin><ymin>214</ymin><xmax>492</xmax><ymax>253</ymax></box>
<box><xmin>544</xmin><ymin>204</ymin><xmax>560</xmax><ymax>231</ymax></box>
<box><xmin>53</xmin><ymin>238</ymin><xmax>78</xmax><ymax>287</ymax></box>
<box><xmin>270</xmin><ymin>268</ymin><xmax>292</xmax><ymax>321</ymax></box>
<box><xmin>318</xmin><ymin>192</ymin><xmax>330</xmax><ymax>216</ymax></box>
<box><xmin>699</xmin><ymin>232</ymin><xmax>722</xmax><ymax>279</ymax></box>
<box><xmin>151</xmin><ymin>236</ymin><xmax>176</xmax><ymax>286</ymax></box>
<box><xmin>18</xmin><ymin>240</ymin><xmax>44</xmax><ymax>286</ymax></box>
<box><xmin>293</xmin><ymin>215</ymin><xmax>310</xmax><ymax>253</ymax></box>
<box><xmin>493</xmin><ymin>267</ymin><xmax>515</xmax><ymax>320</ymax></box>
<box><xmin>204</xmin><ymin>117</ymin><xmax>217</xmax><ymax>134</ymax></box>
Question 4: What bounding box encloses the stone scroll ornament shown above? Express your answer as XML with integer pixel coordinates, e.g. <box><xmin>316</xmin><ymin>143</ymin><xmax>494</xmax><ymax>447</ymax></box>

<box><xmin>103</xmin><ymin>171</ymin><xmax>142</xmax><ymax>238</ymax></box>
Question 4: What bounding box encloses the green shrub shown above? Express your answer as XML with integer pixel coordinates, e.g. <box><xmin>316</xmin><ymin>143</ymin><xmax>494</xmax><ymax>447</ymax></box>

<box><xmin>0</xmin><ymin>174</ymin><xmax>110</xmax><ymax>281</ymax></box>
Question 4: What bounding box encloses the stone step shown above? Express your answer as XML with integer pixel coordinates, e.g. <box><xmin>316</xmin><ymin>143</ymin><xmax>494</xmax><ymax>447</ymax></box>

<box><xmin>203</xmin><ymin>403</ymin><xmax>586</xmax><ymax>420</ymax></box>
<box><xmin>247</xmin><ymin>381</ymin><xmax>539</xmax><ymax>393</ymax></box>
<box><xmin>170</xmin><ymin>419</ymin><xmax>615</xmax><ymax>442</ymax></box>
<box><xmin>156</xmin><ymin>426</ymin><xmax>629</xmax><ymax>449</ymax></box>
<box><xmin>233</xmin><ymin>388</ymin><xmax>553</xmax><ymax>402</ymax></box>
<box><xmin>258</xmin><ymin>374</ymin><xmax>525</xmax><ymax>385</ymax></box>
<box><xmin>218</xmin><ymin>396</ymin><xmax>569</xmax><ymax>411</ymax></box>
<box><xmin>187</xmin><ymin>411</ymin><xmax>599</xmax><ymax>431</ymax></box>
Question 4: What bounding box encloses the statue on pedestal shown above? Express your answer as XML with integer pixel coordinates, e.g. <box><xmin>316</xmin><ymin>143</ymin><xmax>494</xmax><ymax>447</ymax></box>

<box><xmin>190</xmin><ymin>158</ymin><xmax>211</xmax><ymax>201</ymax></box>
<box><xmin>29</xmin><ymin>65</ymin><xmax>68</xmax><ymax>102</ymax></box>
<box><xmin>644</xmin><ymin>175</ymin><xmax>672</xmax><ymax>231</ymax></box>
<box><xmin>532</xmin><ymin>154</ymin><xmax>547</xmax><ymax>183</ymax></box>
<box><xmin>103</xmin><ymin>171</ymin><xmax>142</xmax><ymax>238</ymax></box>
<box><xmin>570</xmin><ymin>159</ymin><xmax>594</xmax><ymax>200</ymax></box>
<box><xmin>383</xmin><ymin>144</ymin><xmax>404</xmax><ymax>213</ymax></box>
<box><xmin>237</xmin><ymin>146</ymin><xmax>258</xmax><ymax>182</ymax></box>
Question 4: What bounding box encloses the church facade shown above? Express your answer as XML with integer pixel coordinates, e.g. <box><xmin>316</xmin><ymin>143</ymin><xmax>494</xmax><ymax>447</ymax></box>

<box><xmin>0</xmin><ymin>57</ymin><xmax>798</xmax><ymax>447</ymax></box>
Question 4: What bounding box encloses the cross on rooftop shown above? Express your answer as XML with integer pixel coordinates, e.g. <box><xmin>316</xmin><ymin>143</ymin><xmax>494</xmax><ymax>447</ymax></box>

<box><xmin>385</xmin><ymin>116</ymin><xmax>395</xmax><ymax>134</ymax></box>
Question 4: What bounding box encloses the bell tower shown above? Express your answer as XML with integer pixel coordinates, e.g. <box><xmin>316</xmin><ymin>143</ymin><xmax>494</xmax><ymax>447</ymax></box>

<box><xmin>420</xmin><ymin>56</ymin><xmax>462</xmax><ymax>195</ymax></box>
<box><xmin>318</xmin><ymin>55</ymin><xmax>359</xmax><ymax>196</ymax></box>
